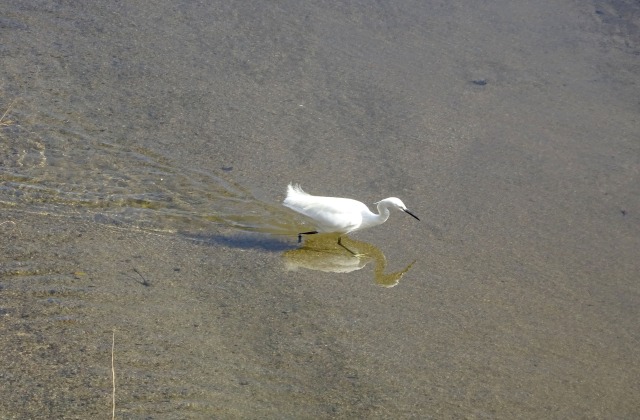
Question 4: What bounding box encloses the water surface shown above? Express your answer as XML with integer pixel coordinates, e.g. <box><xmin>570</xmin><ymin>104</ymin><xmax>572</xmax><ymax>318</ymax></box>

<box><xmin>1</xmin><ymin>0</ymin><xmax>639</xmax><ymax>418</ymax></box>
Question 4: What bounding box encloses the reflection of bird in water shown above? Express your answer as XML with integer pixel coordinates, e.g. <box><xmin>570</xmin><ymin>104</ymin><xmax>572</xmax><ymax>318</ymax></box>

<box><xmin>282</xmin><ymin>184</ymin><xmax>419</xmax><ymax>253</ymax></box>
<box><xmin>283</xmin><ymin>234</ymin><xmax>416</xmax><ymax>287</ymax></box>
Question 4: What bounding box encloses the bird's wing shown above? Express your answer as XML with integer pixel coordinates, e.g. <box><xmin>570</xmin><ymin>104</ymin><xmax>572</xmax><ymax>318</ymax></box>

<box><xmin>284</xmin><ymin>196</ymin><xmax>364</xmax><ymax>232</ymax></box>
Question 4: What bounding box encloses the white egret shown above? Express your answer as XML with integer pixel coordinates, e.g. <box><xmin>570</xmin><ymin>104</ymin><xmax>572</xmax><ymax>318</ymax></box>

<box><xmin>283</xmin><ymin>183</ymin><xmax>420</xmax><ymax>249</ymax></box>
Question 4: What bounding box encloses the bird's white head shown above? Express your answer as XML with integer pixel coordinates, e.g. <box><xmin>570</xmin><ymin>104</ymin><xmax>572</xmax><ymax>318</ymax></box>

<box><xmin>375</xmin><ymin>197</ymin><xmax>407</xmax><ymax>210</ymax></box>
<box><xmin>374</xmin><ymin>197</ymin><xmax>420</xmax><ymax>221</ymax></box>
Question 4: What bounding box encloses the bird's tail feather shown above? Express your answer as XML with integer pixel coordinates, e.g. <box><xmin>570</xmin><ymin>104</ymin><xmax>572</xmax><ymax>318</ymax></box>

<box><xmin>287</xmin><ymin>183</ymin><xmax>309</xmax><ymax>196</ymax></box>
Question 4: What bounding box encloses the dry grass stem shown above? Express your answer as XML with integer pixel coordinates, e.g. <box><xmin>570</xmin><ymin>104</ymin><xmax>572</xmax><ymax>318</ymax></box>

<box><xmin>0</xmin><ymin>98</ymin><xmax>18</xmax><ymax>127</ymax></box>
<box><xmin>111</xmin><ymin>330</ymin><xmax>116</xmax><ymax>420</ymax></box>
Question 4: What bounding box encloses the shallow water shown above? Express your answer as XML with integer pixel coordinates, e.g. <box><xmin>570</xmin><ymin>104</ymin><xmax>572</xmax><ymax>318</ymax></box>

<box><xmin>1</xmin><ymin>0</ymin><xmax>639</xmax><ymax>418</ymax></box>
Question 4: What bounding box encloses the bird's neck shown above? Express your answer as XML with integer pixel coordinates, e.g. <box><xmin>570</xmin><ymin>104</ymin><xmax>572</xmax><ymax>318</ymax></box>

<box><xmin>361</xmin><ymin>204</ymin><xmax>390</xmax><ymax>229</ymax></box>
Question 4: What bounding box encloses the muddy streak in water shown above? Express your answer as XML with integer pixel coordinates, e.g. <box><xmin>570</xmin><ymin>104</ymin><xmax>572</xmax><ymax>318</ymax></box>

<box><xmin>1</xmin><ymin>0</ymin><xmax>640</xmax><ymax>418</ymax></box>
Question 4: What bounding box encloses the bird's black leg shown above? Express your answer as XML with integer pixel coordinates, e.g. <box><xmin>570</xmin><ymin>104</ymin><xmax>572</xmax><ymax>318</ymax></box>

<box><xmin>298</xmin><ymin>231</ymin><xmax>318</xmax><ymax>243</ymax></box>
<box><xmin>338</xmin><ymin>236</ymin><xmax>357</xmax><ymax>255</ymax></box>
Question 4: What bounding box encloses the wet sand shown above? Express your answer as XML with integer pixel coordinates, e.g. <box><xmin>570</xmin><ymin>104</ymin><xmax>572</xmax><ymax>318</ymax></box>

<box><xmin>1</xmin><ymin>0</ymin><xmax>639</xmax><ymax>418</ymax></box>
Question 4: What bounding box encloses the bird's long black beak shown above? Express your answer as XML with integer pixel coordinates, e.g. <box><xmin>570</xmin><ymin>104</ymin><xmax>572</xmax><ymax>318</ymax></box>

<box><xmin>404</xmin><ymin>209</ymin><xmax>420</xmax><ymax>221</ymax></box>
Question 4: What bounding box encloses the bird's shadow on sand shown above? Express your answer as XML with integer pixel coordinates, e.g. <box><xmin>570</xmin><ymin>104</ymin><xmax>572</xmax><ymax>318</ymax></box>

<box><xmin>181</xmin><ymin>231</ymin><xmax>297</xmax><ymax>252</ymax></box>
